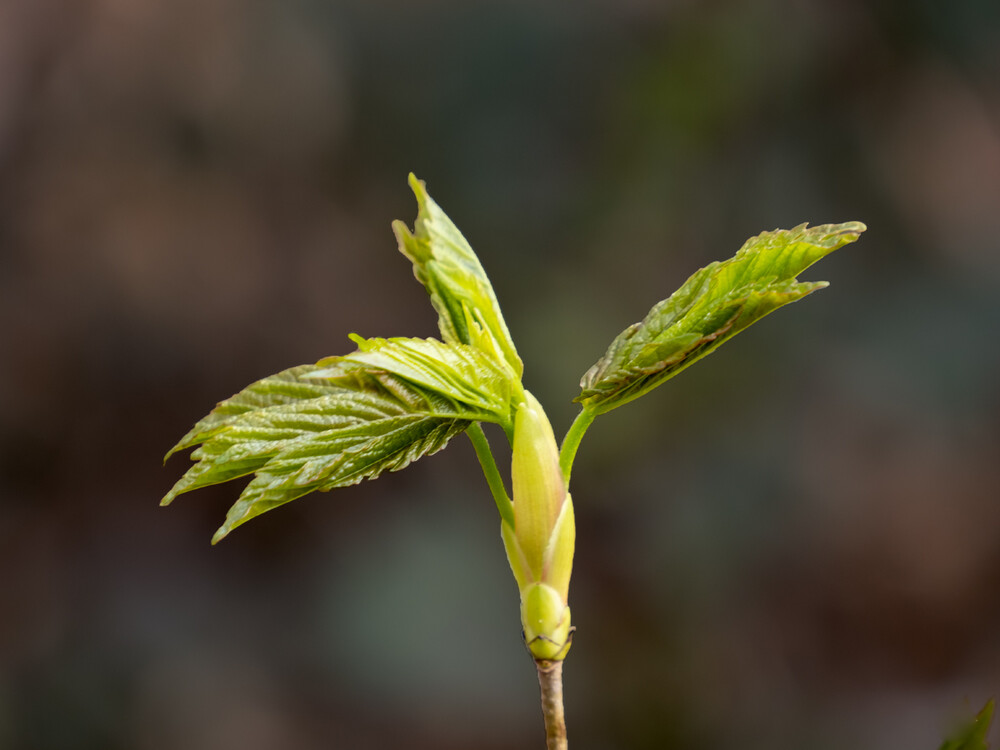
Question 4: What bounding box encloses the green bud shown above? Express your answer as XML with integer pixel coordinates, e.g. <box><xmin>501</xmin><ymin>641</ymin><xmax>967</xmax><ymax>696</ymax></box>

<box><xmin>521</xmin><ymin>583</ymin><xmax>573</xmax><ymax>661</ymax></box>
<box><xmin>511</xmin><ymin>391</ymin><xmax>565</xmax><ymax>578</ymax></box>
<box><xmin>502</xmin><ymin>391</ymin><xmax>576</xmax><ymax>661</ymax></box>
<box><xmin>501</xmin><ymin>518</ymin><xmax>529</xmax><ymax>592</ymax></box>
<box><xmin>542</xmin><ymin>492</ymin><xmax>574</xmax><ymax>603</ymax></box>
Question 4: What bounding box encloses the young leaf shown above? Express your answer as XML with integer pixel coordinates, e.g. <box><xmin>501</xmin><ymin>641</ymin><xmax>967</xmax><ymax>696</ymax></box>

<box><xmin>316</xmin><ymin>335</ymin><xmax>518</xmax><ymax>431</ymax></box>
<box><xmin>163</xmin><ymin>366</ymin><xmax>482</xmax><ymax>543</ymax></box>
<box><xmin>165</xmin><ymin>364</ymin><xmax>341</xmax><ymax>461</ymax></box>
<box><xmin>576</xmin><ymin>221</ymin><xmax>866</xmax><ymax>414</ymax></box>
<box><xmin>939</xmin><ymin>699</ymin><xmax>994</xmax><ymax>750</ymax></box>
<box><xmin>393</xmin><ymin>174</ymin><xmax>523</xmax><ymax>378</ymax></box>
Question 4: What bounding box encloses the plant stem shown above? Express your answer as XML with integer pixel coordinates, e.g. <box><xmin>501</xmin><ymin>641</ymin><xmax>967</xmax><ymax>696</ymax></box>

<box><xmin>558</xmin><ymin>408</ymin><xmax>595</xmax><ymax>486</ymax></box>
<box><xmin>467</xmin><ymin>423</ymin><xmax>515</xmax><ymax>527</ymax></box>
<box><xmin>535</xmin><ymin>659</ymin><xmax>568</xmax><ymax>750</ymax></box>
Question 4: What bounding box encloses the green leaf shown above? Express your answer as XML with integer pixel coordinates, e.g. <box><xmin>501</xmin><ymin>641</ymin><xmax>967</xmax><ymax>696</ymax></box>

<box><xmin>163</xmin><ymin>365</ymin><xmax>476</xmax><ymax>543</ymax></box>
<box><xmin>576</xmin><ymin>221</ymin><xmax>866</xmax><ymax>414</ymax></box>
<box><xmin>316</xmin><ymin>335</ymin><xmax>518</xmax><ymax>431</ymax></box>
<box><xmin>939</xmin><ymin>700</ymin><xmax>994</xmax><ymax>750</ymax></box>
<box><xmin>164</xmin><ymin>364</ymin><xmax>341</xmax><ymax>461</ymax></box>
<box><xmin>393</xmin><ymin>174</ymin><xmax>523</xmax><ymax>378</ymax></box>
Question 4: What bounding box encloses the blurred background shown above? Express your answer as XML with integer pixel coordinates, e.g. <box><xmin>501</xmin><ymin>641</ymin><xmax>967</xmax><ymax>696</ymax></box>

<box><xmin>2</xmin><ymin>0</ymin><xmax>999</xmax><ymax>748</ymax></box>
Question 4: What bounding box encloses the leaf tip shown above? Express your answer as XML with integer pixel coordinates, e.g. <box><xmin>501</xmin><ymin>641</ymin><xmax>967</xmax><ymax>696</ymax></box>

<box><xmin>161</xmin><ymin>479</ymin><xmax>187</xmax><ymax>506</ymax></box>
<box><xmin>391</xmin><ymin>217</ymin><xmax>411</xmax><ymax>242</ymax></box>
<box><xmin>211</xmin><ymin>526</ymin><xmax>230</xmax><ymax>545</ymax></box>
<box><xmin>840</xmin><ymin>219</ymin><xmax>866</xmax><ymax>232</ymax></box>
<box><xmin>826</xmin><ymin>220</ymin><xmax>867</xmax><ymax>244</ymax></box>
<box><xmin>163</xmin><ymin>441</ymin><xmax>186</xmax><ymax>464</ymax></box>
<box><xmin>978</xmin><ymin>697</ymin><xmax>996</xmax><ymax>727</ymax></box>
<box><xmin>407</xmin><ymin>172</ymin><xmax>427</xmax><ymax>204</ymax></box>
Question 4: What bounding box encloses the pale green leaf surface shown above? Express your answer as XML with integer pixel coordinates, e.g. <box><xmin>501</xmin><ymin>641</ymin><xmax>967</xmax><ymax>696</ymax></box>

<box><xmin>392</xmin><ymin>174</ymin><xmax>523</xmax><ymax>378</ymax></box>
<box><xmin>165</xmin><ymin>364</ymin><xmax>343</xmax><ymax>460</ymax></box>
<box><xmin>313</xmin><ymin>335</ymin><xmax>517</xmax><ymax>430</ymax></box>
<box><xmin>577</xmin><ymin>221</ymin><xmax>866</xmax><ymax>414</ymax></box>
<box><xmin>163</xmin><ymin>366</ymin><xmax>474</xmax><ymax>542</ymax></box>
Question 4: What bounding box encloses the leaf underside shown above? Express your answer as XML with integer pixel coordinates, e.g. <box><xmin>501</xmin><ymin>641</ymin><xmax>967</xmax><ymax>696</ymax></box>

<box><xmin>393</xmin><ymin>173</ymin><xmax>523</xmax><ymax>379</ymax></box>
<box><xmin>319</xmin><ymin>334</ymin><xmax>516</xmax><ymax>429</ymax></box>
<box><xmin>163</xmin><ymin>363</ymin><xmax>477</xmax><ymax>543</ymax></box>
<box><xmin>576</xmin><ymin>221</ymin><xmax>866</xmax><ymax>414</ymax></box>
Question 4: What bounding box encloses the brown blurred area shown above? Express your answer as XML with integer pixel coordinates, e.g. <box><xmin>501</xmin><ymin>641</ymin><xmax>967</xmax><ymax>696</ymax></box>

<box><xmin>2</xmin><ymin>1</ymin><xmax>999</xmax><ymax>748</ymax></box>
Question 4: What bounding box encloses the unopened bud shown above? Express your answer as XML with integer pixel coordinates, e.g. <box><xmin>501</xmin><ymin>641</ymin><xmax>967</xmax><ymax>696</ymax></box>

<box><xmin>511</xmin><ymin>392</ymin><xmax>565</xmax><ymax>576</ymax></box>
<box><xmin>521</xmin><ymin>583</ymin><xmax>572</xmax><ymax>661</ymax></box>
<box><xmin>502</xmin><ymin>391</ymin><xmax>576</xmax><ymax>661</ymax></box>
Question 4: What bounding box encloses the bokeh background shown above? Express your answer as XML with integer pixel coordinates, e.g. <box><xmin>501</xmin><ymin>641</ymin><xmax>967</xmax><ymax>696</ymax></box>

<box><xmin>2</xmin><ymin>1</ymin><xmax>999</xmax><ymax>748</ymax></box>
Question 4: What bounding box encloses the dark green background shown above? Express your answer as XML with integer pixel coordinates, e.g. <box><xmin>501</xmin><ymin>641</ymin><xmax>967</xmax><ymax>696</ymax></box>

<box><xmin>2</xmin><ymin>1</ymin><xmax>999</xmax><ymax>748</ymax></box>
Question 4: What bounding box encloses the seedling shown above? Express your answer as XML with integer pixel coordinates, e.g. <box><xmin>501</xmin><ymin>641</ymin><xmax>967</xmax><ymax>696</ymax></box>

<box><xmin>164</xmin><ymin>174</ymin><xmax>866</xmax><ymax>748</ymax></box>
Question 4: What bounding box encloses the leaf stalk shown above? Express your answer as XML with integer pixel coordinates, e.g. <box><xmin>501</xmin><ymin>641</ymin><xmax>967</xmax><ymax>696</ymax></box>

<box><xmin>467</xmin><ymin>423</ymin><xmax>514</xmax><ymax>527</ymax></box>
<box><xmin>558</xmin><ymin>408</ymin><xmax>595</xmax><ymax>486</ymax></box>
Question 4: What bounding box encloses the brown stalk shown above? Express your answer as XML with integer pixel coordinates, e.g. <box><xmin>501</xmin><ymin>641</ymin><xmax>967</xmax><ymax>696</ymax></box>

<box><xmin>535</xmin><ymin>659</ymin><xmax>567</xmax><ymax>750</ymax></box>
